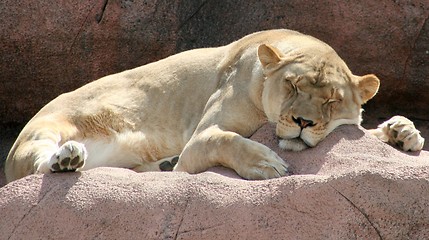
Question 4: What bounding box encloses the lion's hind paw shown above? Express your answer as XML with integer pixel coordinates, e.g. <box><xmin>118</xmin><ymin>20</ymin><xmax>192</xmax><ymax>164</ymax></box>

<box><xmin>49</xmin><ymin>141</ymin><xmax>87</xmax><ymax>172</ymax></box>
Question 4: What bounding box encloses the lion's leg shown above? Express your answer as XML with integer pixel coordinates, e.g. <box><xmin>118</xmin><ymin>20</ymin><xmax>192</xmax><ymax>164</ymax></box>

<box><xmin>174</xmin><ymin>126</ymin><xmax>289</xmax><ymax>180</ymax></box>
<box><xmin>368</xmin><ymin>115</ymin><xmax>425</xmax><ymax>151</ymax></box>
<box><xmin>5</xmin><ymin>117</ymin><xmax>87</xmax><ymax>182</ymax></box>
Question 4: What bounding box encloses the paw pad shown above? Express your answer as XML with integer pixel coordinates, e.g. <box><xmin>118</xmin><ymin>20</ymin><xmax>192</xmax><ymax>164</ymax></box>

<box><xmin>49</xmin><ymin>141</ymin><xmax>87</xmax><ymax>172</ymax></box>
<box><xmin>159</xmin><ymin>156</ymin><xmax>179</xmax><ymax>171</ymax></box>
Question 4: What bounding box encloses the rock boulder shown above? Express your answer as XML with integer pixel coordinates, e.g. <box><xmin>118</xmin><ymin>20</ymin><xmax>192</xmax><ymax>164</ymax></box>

<box><xmin>1</xmin><ymin>1</ymin><xmax>428</xmax><ymax>124</ymax></box>
<box><xmin>1</xmin><ymin>124</ymin><xmax>429</xmax><ymax>239</ymax></box>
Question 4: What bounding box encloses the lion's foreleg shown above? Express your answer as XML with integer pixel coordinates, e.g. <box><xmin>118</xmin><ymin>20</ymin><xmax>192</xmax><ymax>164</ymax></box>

<box><xmin>174</xmin><ymin>126</ymin><xmax>289</xmax><ymax>180</ymax></box>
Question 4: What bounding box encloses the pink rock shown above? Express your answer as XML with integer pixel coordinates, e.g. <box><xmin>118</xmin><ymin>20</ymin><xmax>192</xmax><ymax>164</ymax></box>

<box><xmin>1</xmin><ymin>124</ymin><xmax>429</xmax><ymax>239</ymax></box>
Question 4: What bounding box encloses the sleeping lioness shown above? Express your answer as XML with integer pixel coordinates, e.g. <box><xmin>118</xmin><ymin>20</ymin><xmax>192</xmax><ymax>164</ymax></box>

<box><xmin>5</xmin><ymin>29</ymin><xmax>424</xmax><ymax>182</ymax></box>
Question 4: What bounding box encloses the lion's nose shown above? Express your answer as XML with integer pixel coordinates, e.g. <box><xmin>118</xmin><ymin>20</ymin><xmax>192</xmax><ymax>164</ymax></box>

<box><xmin>292</xmin><ymin>116</ymin><xmax>315</xmax><ymax>128</ymax></box>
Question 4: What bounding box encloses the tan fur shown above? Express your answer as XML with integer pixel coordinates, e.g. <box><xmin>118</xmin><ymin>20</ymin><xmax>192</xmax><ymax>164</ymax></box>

<box><xmin>5</xmin><ymin>29</ymin><xmax>424</xmax><ymax>182</ymax></box>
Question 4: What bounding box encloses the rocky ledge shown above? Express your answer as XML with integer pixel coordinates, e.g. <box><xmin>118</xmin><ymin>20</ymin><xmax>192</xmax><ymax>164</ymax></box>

<box><xmin>1</xmin><ymin>124</ymin><xmax>428</xmax><ymax>239</ymax></box>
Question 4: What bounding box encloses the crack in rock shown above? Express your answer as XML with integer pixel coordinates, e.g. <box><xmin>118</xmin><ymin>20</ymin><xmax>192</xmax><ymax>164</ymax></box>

<box><xmin>69</xmin><ymin>0</ymin><xmax>109</xmax><ymax>54</ymax></box>
<box><xmin>330</xmin><ymin>185</ymin><xmax>383</xmax><ymax>240</ymax></box>
<box><xmin>7</xmin><ymin>185</ymin><xmax>57</xmax><ymax>240</ymax></box>
<box><xmin>68</xmin><ymin>5</ymin><xmax>96</xmax><ymax>54</ymax></box>
<box><xmin>178</xmin><ymin>0</ymin><xmax>210</xmax><ymax>30</ymax></box>
<box><xmin>173</xmin><ymin>197</ymin><xmax>190</xmax><ymax>240</ymax></box>
<box><xmin>96</xmin><ymin>0</ymin><xmax>109</xmax><ymax>24</ymax></box>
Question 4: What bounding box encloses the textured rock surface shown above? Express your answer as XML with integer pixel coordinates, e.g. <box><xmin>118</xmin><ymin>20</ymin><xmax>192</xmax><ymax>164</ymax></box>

<box><xmin>0</xmin><ymin>1</ymin><xmax>428</xmax><ymax>124</ymax></box>
<box><xmin>1</xmin><ymin>125</ymin><xmax>429</xmax><ymax>239</ymax></box>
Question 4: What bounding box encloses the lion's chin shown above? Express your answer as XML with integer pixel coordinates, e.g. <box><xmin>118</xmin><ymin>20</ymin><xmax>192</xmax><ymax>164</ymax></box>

<box><xmin>278</xmin><ymin>137</ymin><xmax>310</xmax><ymax>152</ymax></box>
<box><xmin>276</xmin><ymin>126</ymin><xmax>322</xmax><ymax>149</ymax></box>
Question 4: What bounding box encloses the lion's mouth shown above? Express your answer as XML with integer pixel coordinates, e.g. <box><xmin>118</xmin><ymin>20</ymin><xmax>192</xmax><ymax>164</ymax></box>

<box><xmin>277</xmin><ymin>136</ymin><xmax>312</xmax><ymax>144</ymax></box>
<box><xmin>275</xmin><ymin>123</ymin><xmax>318</xmax><ymax>149</ymax></box>
<box><xmin>277</xmin><ymin>134</ymin><xmax>313</xmax><ymax>147</ymax></box>
<box><xmin>295</xmin><ymin>137</ymin><xmax>309</xmax><ymax>145</ymax></box>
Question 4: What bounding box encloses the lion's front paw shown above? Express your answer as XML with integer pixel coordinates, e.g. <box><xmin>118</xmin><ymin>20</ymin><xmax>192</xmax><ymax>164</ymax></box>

<box><xmin>372</xmin><ymin>116</ymin><xmax>425</xmax><ymax>152</ymax></box>
<box><xmin>49</xmin><ymin>141</ymin><xmax>87</xmax><ymax>172</ymax></box>
<box><xmin>235</xmin><ymin>150</ymin><xmax>290</xmax><ymax>180</ymax></box>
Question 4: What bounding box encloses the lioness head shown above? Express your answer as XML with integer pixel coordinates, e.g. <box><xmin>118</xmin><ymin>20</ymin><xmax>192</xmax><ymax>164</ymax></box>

<box><xmin>258</xmin><ymin>43</ymin><xmax>379</xmax><ymax>148</ymax></box>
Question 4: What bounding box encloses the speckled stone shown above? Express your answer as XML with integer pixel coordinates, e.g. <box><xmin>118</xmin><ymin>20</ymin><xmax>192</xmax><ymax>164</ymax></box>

<box><xmin>1</xmin><ymin>124</ymin><xmax>428</xmax><ymax>239</ymax></box>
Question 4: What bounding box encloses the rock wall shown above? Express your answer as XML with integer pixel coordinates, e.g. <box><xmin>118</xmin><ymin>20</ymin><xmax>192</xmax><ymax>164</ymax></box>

<box><xmin>1</xmin><ymin>0</ymin><xmax>428</xmax><ymax>124</ymax></box>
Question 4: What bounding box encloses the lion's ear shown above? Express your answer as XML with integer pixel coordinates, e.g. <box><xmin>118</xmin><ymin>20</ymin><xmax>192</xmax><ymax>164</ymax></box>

<box><xmin>357</xmin><ymin>74</ymin><xmax>380</xmax><ymax>103</ymax></box>
<box><xmin>258</xmin><ymin>44</ymin><xmax>283</xmax><ymax>68</ymax></box>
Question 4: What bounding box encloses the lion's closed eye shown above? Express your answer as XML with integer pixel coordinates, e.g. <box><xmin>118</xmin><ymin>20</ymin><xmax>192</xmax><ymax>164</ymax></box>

<box><xmin>325</xmin><ymin>98</ymin><xmax>340</xmax><ymax>104</ymax></box>
<box><xmin>283</xmin><ymin>78</ymin><xmax>298</xmax><ymax>93</ymax></box>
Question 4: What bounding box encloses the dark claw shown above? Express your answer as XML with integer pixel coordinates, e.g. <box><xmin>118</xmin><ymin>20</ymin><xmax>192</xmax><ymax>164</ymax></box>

<box><xmin>272</xmin><ymin>166</ymin><xmax>282</xmax><ymax>177</ymax></box>
<box><xmin>283</xmin><ymin>165</ymin><xmax>293</xmax><ymax>175</ymax></box>
<box><xmin>171</xmin><ymin>156</ymin><xmax>179</xmax><ymax>166</ymax></box>
<box><xmin>159</xmin><ymin>161</ymin><xmax>174</xmax><ymax>171</ymax></box>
